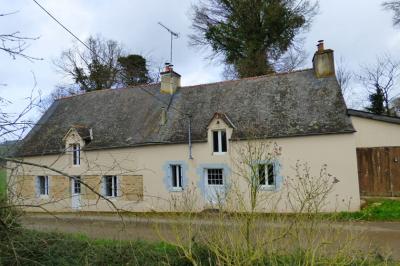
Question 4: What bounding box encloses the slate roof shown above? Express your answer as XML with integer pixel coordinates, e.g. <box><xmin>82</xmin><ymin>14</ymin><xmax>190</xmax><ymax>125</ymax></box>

<box><xmin>16</xmin><ymin>69</ymin><xmax>355</xmax><ymax>157</ymax></box>
<box><xmin>348</xmin><ymin>109</ymin><xmax>400</xmax><ymax>124</ymax></box>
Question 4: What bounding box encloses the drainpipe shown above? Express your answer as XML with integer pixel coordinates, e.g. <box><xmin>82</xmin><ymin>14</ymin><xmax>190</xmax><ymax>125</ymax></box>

<box><xmin>188</xmin><ymin>114</ymin><xmax>193</xmax><ymax>160</ymax></box>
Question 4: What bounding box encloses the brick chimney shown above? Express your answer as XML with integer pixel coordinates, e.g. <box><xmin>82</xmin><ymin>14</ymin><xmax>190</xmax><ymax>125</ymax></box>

<box><xmin>160</xmin><ymin>63</ymin><xmax>181</xmax><ymax>94</ymax></box>
<box><xmin>312</xmin><ymin>40</ymin><xmax>335</xmax><ymax>78</ymax></box>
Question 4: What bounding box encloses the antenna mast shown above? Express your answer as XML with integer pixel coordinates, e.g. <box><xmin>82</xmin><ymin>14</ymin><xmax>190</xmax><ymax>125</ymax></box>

<box><xmin>158</xmin><ymin>22</ymin><xmax>179</xmax><ymax>64</ymax></box>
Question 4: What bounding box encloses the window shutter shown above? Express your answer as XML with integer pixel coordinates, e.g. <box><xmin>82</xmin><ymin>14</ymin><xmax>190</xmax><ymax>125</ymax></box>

<box><xmin>116</xmin><ymin>176</ymin><xmax>121</xmax><ymax>197</ymax></box>
<box><xmin>167</xmin><ymin>165</ymin><xmax>172</xmax><ymax>189</ymax></box>
<box><xmin>274</xmin><ymin>162</ymin><xmax>283</xmax><ymax>190</ymax></box>
<box><xmin>35</xmin><ymin>176</ymin><xmax>40</xmax><ymax>197</ymax></box>
<box><xmin>47</xmin><ymin>176</ymin><xmax>51</xmax><ymax>196</ymax></box>
<box><xmin>100</xmin><ymin>176</ymin><xmax>105</xmax><ymax>196</ymax></box>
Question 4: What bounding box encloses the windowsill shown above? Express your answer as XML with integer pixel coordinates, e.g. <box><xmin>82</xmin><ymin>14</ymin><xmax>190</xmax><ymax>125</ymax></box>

<box><xmin>39</xmin><ymin>195</ymin><xmax>49</xmax><ymax>199</ymax></box>
<box><xmin>170</xmin><ymin>187</ymin><xmax>184</xmax><ymax>192</ymax></box>
<box><xmin>213</xmin><ymin>152</ymin><xmax>227</xmax><ymax>156</ymax></box>
<box><xmin>259</xmin><ymin>185</ymin><xmax>276</xmax><ymax>191</ymax></box>
<box><xmin>72</xmin><ymin>165</ymin><xmax>81</xmax><ymax>167</ymax></box>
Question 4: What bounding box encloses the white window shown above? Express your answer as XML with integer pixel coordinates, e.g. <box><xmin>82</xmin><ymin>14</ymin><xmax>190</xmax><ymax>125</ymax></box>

<box><xmin>212</xmin><ymin>130</ymin><xmax>227</xmax><ymax>154</ymax></box>
<box><xmin>171</xmin><ymin>165</ymin><xmax>183</xmax><ymax>190</ymax></box>
<box><xmin>207</xmin><ymin>169</ymin><xmax>224</xmax><ymax>185</ymax></box>
<box><xmin>71</xmin><ymin>144</ymin><xmax>80</xmax><ymax>166</ymax></box>
<box><xmin>257</xmin><ymin>163</ymin><xmax>275</xmax><ymax>189</ymax></box>
<box><xmin>37</xmin><ymin>176</ymin><xmax>49</xmax><ymax>196</ymax></box>
<box><xmin>73</xmin><ymin>176</ymin><xmax>81</xmax><ymax>194</ymax></box>
<box><xmin>103</xmin><ymin>175</ymin><xmax>118</xmax><ymax>197</ymax></box>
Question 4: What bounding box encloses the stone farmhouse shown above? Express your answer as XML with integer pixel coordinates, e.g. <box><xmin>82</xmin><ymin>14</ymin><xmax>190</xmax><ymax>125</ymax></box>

<box><xmin>9</xmin><ymin>42</ymin><xmax>400</xmax><ymax>213</ymax></box>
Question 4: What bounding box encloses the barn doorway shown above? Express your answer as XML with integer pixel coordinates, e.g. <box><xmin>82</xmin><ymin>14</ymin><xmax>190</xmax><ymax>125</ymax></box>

<box><xmin>357</xmin><ymin>147</ymin><xmax>400</xmax><ymax>197</ymax></box>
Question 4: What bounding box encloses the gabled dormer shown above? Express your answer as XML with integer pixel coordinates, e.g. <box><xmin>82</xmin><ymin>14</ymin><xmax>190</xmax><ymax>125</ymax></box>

<box><xmin>207</xmin><ymin>113</ymin><xmax>235</xmax><ymax>155</ymax></box>
<box><xmin>62</xmin><ymin>125</ymin><xmax>92</xmax><ymax>166</ymax></box>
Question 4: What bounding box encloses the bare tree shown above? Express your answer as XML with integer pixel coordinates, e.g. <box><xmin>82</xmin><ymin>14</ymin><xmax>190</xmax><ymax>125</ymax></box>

<box><xmin>54</xmin><ymin>35</ymin><xmax>123</xmax><ymax>92</ymax></box>
<box><xmin>383</xmin><ymin>1</ymin><xmax>400</xmax><ymax>27</ymax></box>
<box><xmin>359</xmin><ymin>55</ymin><xmax>400</xmax><ymax>115</ymax></box>
<box><xmin>0</xmin><ymin>11</ymin><xmax>41</xmax><ymax>61</ymax></box>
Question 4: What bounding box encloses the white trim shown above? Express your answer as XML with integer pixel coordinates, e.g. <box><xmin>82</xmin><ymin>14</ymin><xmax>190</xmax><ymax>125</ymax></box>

<box><xmin>171</xmin><ymin>164</ymin><xmax>183</xmax><ymax>190</ymax></box>
<box><xmin>212</xmin><ymin>130</ymin><xmax>227</xmax><ymax>155</ymax></box>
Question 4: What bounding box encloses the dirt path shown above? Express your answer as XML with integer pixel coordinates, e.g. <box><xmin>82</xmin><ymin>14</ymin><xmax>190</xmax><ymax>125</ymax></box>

<box><xmin>21</xmin><ymin>213</ymin><xmax>400</xmax><ymax>261</ymax></box>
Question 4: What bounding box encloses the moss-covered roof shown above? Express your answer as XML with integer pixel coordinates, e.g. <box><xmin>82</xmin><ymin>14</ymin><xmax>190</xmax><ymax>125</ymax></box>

<box><xmin>16</xmin><ymin>69</ymin><xmax>354</xmax><ymax>156</ymax></box>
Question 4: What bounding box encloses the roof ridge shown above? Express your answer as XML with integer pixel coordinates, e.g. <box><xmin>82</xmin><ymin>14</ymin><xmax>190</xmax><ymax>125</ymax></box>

<box><xmin>56</xmin><ymin>82</ymin><xmax>160</xmax><ymax>101</ymax></box>
<box><xmin>181</xmin><ymin>68</ymin><xmax>314</xmax><ymax>89</ymax></box>
<box><xmin>55</xmin><ymin>68</ymin><xmax>314</xmax><ymax>101</ymax></box>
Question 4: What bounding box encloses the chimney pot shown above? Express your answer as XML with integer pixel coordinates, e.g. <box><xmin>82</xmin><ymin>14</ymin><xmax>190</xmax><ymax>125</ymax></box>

<box><xmin>317</xmin><ymin>40</ymin><xmax>324</xmax><ymax>52</ymax></box>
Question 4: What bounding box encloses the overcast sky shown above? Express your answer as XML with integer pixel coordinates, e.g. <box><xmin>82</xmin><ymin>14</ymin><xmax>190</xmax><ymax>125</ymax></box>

<box><xmin>1</xmin><ymin>0</ymin><xmax>399</xmax><ymax>118</ymax></box>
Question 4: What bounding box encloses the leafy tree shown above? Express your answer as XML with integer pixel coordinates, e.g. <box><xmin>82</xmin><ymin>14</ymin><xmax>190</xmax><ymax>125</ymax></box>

<box><xmin>118</xmin><ymin>54</ymin><xmax>151</xmax><ymax>86</ymax></box>
<box><xmin>190</xmin><ymin>0</ymin><xmax>318</xmax><ymax>78</ymax></box>
<box><xmin>366</xmin><ymin>87</ymin><xmax>385</xmax><ymax>115</ymax></box>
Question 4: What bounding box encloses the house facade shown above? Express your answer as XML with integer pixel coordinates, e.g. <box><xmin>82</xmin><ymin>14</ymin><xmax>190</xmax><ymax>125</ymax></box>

<box><xmin>10</xmin><ymin>42</ymin><xmax>397</xmax><ymax>213</ymax></box>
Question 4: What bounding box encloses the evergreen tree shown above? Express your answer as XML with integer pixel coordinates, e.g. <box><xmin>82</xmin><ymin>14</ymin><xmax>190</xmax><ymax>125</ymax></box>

<box><xmin>366</xmin><ymin>87</ymin><xmax>385</xmax><ymax>115</ymax></box>
<box><xmin>190</xmin><ymin>0</ymin><xmax>318</xmax><ymax>78</ymax></box>
<box><xmin>118</xmin><ymin>54</ymin><xmax>151</xmax><ymax>86</ymax></box>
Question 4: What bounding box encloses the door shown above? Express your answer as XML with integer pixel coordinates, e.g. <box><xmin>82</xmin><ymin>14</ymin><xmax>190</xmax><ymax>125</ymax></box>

<box><xmin>357</xmin><ymin>147</ymin><xmax>400</xmax><ymax>197</ymax></box>
<box><xmin>204</xmin><ymin>169</ymin><xmax>225</xmax><ymax>205</ymax></box>
<box><xmin>71</xmin><ymin>176</ymin><xmax>81</xmax><ymax>210</ymax></box>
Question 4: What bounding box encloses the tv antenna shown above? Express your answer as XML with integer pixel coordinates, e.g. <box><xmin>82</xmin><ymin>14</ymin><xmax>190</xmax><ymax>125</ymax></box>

<box><xmin>158</xmin><ymin>22</ymin><xmax>179</xmax><ymax>64</ymax></box>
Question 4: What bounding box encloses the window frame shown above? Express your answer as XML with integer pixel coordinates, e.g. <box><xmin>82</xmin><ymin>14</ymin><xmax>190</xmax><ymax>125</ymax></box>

<box><xmin>170</xmin><ymin>164</ymin><xmax>183</xmax><ymax>191</ymax></box>
<box><xmin>206</xmin><ymin>168</ymin><xmax>224</xmax><ymax>186</ymax></box>
<box><xmin>71</xmin><ymin>143</ymin><xmax>81</xmax><ymax>166</ymax></box>
<box><xmin>257</xmin><ymin>163</ymin><xmax>276</xmax><ymax>190</ymax></box>
<box><xmin>73</xmin><ymin>176</ymin><xmax>81</xmax><ymax>194</ymax></box>
<box><xmin>103</xmin><ymin>175</ymin><xmax>118</xmax><ymax>198</ymax></box>
<box><xmin>37</xmin><ymin>176</ymin><xmax>49</xmax><ymax>197</ymax></box>
<box><xmin>212</xmin><ymin>130</ymin><xmax>227</xmax><ymax>155</ymax></box>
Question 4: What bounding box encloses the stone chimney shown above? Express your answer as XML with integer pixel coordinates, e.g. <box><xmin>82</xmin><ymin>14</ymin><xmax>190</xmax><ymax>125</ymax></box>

<box><xmin>312</xmin><ymin>40</ymin><xmax>335</xmax><ymax>78</ymax></box>
<box><xmin>160</xmin><ymin>63</ymin><xmax>181</xmax><ymax>94</ymax></box>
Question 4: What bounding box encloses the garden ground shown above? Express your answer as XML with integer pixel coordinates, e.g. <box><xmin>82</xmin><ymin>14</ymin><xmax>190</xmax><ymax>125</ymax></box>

<box><xmin>21</xmin><ymin>211</ymin><xmax>400</xmax><ymax>261</ymax></box>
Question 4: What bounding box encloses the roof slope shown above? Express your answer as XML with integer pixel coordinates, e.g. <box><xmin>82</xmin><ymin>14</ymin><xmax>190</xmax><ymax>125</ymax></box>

<box><xmin>17</xmin><ymin>69</ymin><xmax>354</xmax><ymax>156</ymax></box>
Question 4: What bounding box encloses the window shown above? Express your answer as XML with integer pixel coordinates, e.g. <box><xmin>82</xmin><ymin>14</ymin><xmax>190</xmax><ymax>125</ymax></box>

<box><xmin>103</xmin><ymin>175</ymin><xmax>118</xmax><ymax>197</ymax></box>
<box><xmin>37</xmin><ymin>176</ymin><xmax>49</xmax><ymax>196</ymax></box>
<box><xmin>171</xmin><ymin>165</ymin><xmax>183</xmax><ymax>190</ymax></box>
<box><xmin>257</xmin><ymin>163</ymin><xmax>275</xmax><ymax>188</ymax></box>
<box><xmin>73</xmin><ymin>176</ymin><xmax>81</xmax><ymax>194</ymax></box>
<box><xmin>71</xmin><ymin>144</ymin><xmax>80</xmax><ymax>166</ymax></box>
<box><xmin>207</xmin><ymin>169</ymin><xmax>224</xmax><ymax>185</ymax></box>
<box><xmin>213</xmin><ymin>130</ymin><xmax>227</xmax><ymax>154</ymax></box>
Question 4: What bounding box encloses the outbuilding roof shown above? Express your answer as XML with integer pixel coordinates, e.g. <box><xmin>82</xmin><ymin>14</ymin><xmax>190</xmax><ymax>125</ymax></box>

<box><xmin>16</xmin><ymin>69</ymin><xmax>354</xmax><ymax>157</ymax></box>
<box><xmin>348</xmin><ymin>109</ymin><xmax>400</xmax><ymax>124</ymax></box>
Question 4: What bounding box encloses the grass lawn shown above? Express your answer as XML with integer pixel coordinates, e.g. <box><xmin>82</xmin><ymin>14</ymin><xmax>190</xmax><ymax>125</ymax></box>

<box><xmin>0</xmin><ymin>168</ymin><xmax>6</xmax><ymax>200</ymax></box>
<box><xmin>338</xmin><ymin>199</ymin><xmax>400</xmax><ymax>221</ymax></box>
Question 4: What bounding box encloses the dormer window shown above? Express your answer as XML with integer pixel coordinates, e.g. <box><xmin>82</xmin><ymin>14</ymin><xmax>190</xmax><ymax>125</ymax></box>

<box><xmin>213</xmin><ymin>130</ymin><xmax>227</xmax><ymax>154</ymax></box>
<box><xmin>71</xmin><ymin>144</ymin><xmax>80</xmax><ymax>166</ymax></box>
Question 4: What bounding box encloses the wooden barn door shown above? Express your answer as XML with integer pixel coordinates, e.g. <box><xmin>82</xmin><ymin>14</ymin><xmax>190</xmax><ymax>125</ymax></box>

<box><xmin>357</xmin><ymin>147</ymin><xmax>400</xmax><ymax>197</ymax></box>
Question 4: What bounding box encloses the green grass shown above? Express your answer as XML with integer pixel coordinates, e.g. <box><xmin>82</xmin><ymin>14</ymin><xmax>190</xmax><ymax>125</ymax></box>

<box><xmin>0</xmin><ymin>229</ymin><xmax>394</xmax><ymax>266</ymax></box>
<box><xmin>0</xmin><ymin>230</ymin><xmax>196</xmax><ymax>266</ymax></box>
<box><xmin>338</xmin><ymin>199</ymin><xmax>400</xmax><ymax>221</ymax></box>
<box><xmin>0</xmin><ymin>168</ymin><xmax>6</xmax><ymax>200</ymax></box>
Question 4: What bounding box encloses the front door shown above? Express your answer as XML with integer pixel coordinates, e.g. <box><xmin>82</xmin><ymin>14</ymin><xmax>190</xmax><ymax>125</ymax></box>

<box><xmin>71</xmin><ymin>176</ymin><xmax>81</xmax><ymax>210</ymax></box>
<box><xmin>204</xmin><ymin>169</ymin><xmax>225</xmax><ymax>205</ymax></box>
